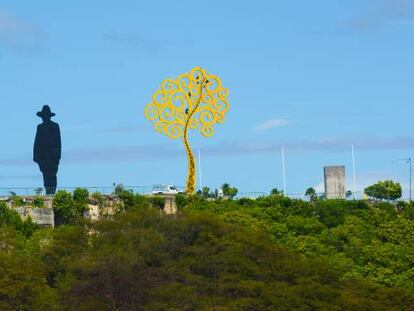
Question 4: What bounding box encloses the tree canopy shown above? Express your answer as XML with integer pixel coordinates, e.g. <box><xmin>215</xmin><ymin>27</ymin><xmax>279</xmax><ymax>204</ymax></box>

<box><xmin>0</xmin><ymin>194</ymin><xmax>413</xmax><ymax>309</ymax></box>
<box><xmin>364</xmin><ymin>180</ymin><xmax>402</xmax><ymax>201</ymax></box>
<box><xmin>305</xmin><ymin>187</ymin><xmax>318</xmax><ymax>201</ymax></box>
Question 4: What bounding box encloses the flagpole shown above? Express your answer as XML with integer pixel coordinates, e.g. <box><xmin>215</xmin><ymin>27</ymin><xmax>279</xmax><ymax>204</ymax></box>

<box><xmin>198</xmin><ymin>150</ymin><xmax>202</xmax><ymax>191</ymax></box>
<box><xmin>352</xmin><ymin>145</ymin><xmax>356</xmax><ymax>199</ymax></box>
<box><xmin>282</xmin><ymin>146</ymin><xmax>286</xmax><ymax>195</ymax></box>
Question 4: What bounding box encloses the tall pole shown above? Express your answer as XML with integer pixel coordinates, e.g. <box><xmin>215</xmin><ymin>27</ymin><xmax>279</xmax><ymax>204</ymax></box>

<box><xmin>352</xmin><ymin>145</ymin><xmax>357</xmax><ymax>199</ymax></box>
<box><xmin>198</xmin><ymin>149</ymin><xmax>202</xmax><ymax>191</ymax></box>
<box><xmin>282</xmin><ymin>146</ymin><xmax>286</xmax><ymax>194</ymax></box>
<box><xmin>409</xmin><ymin>157</ymin><xmax>412</xmax><ymax>202</ymax></box>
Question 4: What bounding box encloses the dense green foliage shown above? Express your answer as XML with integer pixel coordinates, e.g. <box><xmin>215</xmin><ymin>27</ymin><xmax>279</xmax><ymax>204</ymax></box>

<box><xmin>182</xmin><ymin>195</ymin><xmax>414</xmax><ymax>292</ymax></box>
<box><xmin>52</xmin><ymin>189</ymin><xmax>92</xmax><ymax>226</ymax></box>
<box><xmin>0</xmin><ymin>202</ymin><xmax>38</xmax><ymax>238</ymax></box>
<box><xmin>365</xmin><ymin>180</ymin><xmax>403</xmax><ymax>201</ymax></box>
<box><xmin>222</xmin><ymin>183</ymin><xmax>238</xmax><ymax>199</ymax></box>
<box><xmin>52</xmin><ymin>191</ymin><xmax>77</xmax><ymax>226</ymax></box>
<box><xmin>32</xmin><ymin>196</ymin><xmax>45</xmax><ymax>208</ymax></box>
<box><xmin>72</xmin><ymin>187</ymin><xmax>89</xmax><ymax>215</ymax></box>
<box><xmin>305</xmin><ymin>187</ymin><xmax>318</xmax><ymax>201</ymax></box>
<box><xmin>0</xmin><ymin>194</ymin><xmax>413</xmax><ymax>310</ymax></box>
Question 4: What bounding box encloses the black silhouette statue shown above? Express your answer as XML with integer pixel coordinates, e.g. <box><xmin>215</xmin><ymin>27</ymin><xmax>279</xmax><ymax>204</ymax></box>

<box><xmin>33</xmin><ymin>105</ymin><xmax>61</xmax><ymax>195</ymax></box>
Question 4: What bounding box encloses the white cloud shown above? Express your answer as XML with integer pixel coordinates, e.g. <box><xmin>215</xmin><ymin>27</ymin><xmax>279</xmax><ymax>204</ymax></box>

<box><xmin>345</xmin><ymin>0</ymin><xmax>414</xmax><ymax>33</ymax></box>
<box><xmin>253</xmin><ymin>118</ymin><xmax>289</xmax><ymax>132</ymax></box>
<box><xmin>0</xmin><ymin>6</ymin><xmax>44</xmax><ymax>50</ymax></box>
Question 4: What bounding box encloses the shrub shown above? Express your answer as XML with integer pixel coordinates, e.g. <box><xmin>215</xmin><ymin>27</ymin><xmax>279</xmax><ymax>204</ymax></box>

<box><xmin>11</xmin><ymin>196</ymin><xmax>25</xmax><ymax>207</ymax></box>
<box><xmin>73</xmin><ymin>188</ymin><xmax>89</xmax><ymax>216</ymax></box>
<box><xmin>32</xmin><ymin>196</ymin><xmax>44</xmax><ymax>208</ymax></box>
<box><xmin>222</xmin><ymin>183</ymin><xmax>238</xmax><ymax>199</ymax></box>
<box><xmin>0</xmin><ymin>202</ymin><xmax>38</xmax><ymax>237</ymax></box>
<box><xmin>149</xmin><ymin>196</ymin><xmax>165</xmax><ymax>209</ymax></box>
<box><xmin>0</xmin><ymin>202</ymin><xmax>24</xmax><ymax>231</ymax></box>
<box><xmin>52</xmin><ymin>191</ymin><xmax>76</xmax><ymax>226</ymax></box>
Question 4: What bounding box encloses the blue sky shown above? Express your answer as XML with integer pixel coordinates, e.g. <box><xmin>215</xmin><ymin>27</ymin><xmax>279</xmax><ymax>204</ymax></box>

<box><xmin>1</xmin><ymin>0</ymin><xmax>414</xmax><ymax>196</ymax></box>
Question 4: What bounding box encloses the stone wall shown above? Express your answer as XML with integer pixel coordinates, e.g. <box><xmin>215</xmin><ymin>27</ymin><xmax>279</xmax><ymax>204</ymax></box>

<box><xmin>83</xmin><ymin>194</ymin><xmax>178</xmax><ymax>221</ymax></box>
<box><xmin>163</xmin><ymin>195</ymin><xmax>177</xmax><ymax>215</ymax></box>
<box><xmin>1</xmin><ymin>193</ymin><xmax>178</xmax><ymax>227</ymax></box>
<box><xmin>14</xmin><ymin>207</ymin><xmax>55</xmax><ymax>228</ymax></box>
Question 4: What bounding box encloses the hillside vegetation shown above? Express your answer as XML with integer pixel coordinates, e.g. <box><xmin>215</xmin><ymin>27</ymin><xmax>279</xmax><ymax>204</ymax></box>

<box><xmin>0</xmin><ymin>192</ymin><xmax>413</xmax><ymax>310</ymax></box>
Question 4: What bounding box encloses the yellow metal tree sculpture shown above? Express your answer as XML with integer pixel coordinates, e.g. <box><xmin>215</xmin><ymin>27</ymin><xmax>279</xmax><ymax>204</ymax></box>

<box><xmin>144</xmin><ymin>67</ymin><xmax>230</xmax><ymax>194</ymax></box>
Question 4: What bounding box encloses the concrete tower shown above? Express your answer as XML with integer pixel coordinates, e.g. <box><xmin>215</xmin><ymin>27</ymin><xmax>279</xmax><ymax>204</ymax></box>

<box><xmin>324</xmin><ymin>166</ymin><xmax>346</xmax><ymax>199</ymax></box>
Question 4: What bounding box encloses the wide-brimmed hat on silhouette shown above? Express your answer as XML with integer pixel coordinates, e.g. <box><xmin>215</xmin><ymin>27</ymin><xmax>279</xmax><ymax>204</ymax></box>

<box><xmin>36</xmin><ymin>105</ymin><xmax>56</xmax><ymax>118</ymax></box>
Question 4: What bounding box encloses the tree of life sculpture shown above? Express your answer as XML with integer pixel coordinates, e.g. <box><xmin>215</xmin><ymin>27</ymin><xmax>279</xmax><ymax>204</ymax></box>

<box><xmin>144</xmin><ymin>67</ymin><xmax>229</xmax><ymax>194</ymax></box>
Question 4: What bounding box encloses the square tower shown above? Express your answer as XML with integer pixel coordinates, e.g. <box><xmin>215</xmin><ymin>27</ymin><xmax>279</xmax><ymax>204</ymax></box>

<box><xmin>324</xmin><ymin>166</ymin><xmax>346</xmax><ymax>199</ymax></box>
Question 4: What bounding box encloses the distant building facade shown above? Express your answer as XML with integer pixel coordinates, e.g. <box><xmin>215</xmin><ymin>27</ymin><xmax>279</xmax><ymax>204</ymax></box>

<box><xmin>324</xmin><ymin>166</ymin><xmax>346</xmax><ymax>199</ymax></box>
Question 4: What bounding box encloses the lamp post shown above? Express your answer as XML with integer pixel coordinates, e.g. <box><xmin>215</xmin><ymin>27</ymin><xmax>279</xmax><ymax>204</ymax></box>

<box><xmin>394</xmin><ymin>158</ymin><xmax>412</xmax><ymax>202</ymax></box>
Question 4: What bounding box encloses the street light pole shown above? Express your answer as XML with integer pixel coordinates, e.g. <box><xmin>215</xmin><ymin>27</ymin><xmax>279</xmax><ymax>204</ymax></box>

<box><xmin>409</xmin><ymin>157</ymin><xmax>412</xmax><ymax>202</ymax></box>
<box><xmin>352</xmin><ymin>145</ymin><xmax>357</xmax><ymax>199</ymax></box>
<box><xmin>198</xmin><ymin>150</ymin><xmax>202</xmax><ymax>191</ymax></box>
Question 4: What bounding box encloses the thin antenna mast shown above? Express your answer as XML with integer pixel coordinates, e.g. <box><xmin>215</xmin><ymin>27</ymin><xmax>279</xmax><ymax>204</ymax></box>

<box><xmin>198</xmin><ymin>149</ymin><xmax>202</xmax><ymax>191</ymax></box>
<box><xmin>282</xmin><ymin>146</ymin><xmax>286</xmax><ymax>194</ymax></box>
<box><xmin>352</xmin><ymin>145</ymin><xmax>357</xmax><ymax>199</ymax></box>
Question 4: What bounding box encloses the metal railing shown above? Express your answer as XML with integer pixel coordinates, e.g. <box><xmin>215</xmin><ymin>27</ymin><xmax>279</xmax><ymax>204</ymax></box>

<box><xmin>236</xmin><ymin>191</ymin><xmax>413</xmax><ymax>202</ymax></box>
<box><xmin>0</xmin><ymin>186</ymin><xmax>151</xmax><ymax>197</ymax></box>
<box><xmin>0</xmin><ymin>188</ymin><xmax>411</xmax><ymax>202</ymax></box>
<box><xmin>0</xmin><ymin>185</ymin><xmax>188</xmax><ymax>197</ymax></box>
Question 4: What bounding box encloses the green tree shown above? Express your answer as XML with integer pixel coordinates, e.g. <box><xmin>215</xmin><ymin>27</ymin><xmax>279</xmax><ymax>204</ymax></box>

<box><xmin>149</xmin><ymin>196</ymin><xmax>165</xmax><ymax>209</ymax></box>
<box><xmin>0</xmin><ymin>251</ymin><xmax>57</xmax><ymax>309</ymax></box>
<box><xmin>11</xmin><ymin>196</ymin><xmax>25</xmax><ymax>207</ymax></box>
<box><xmin>270</xmin><ymin>188</ymin><xmax>283</xmax><ymax>196</ymax></box>
<box><xmin>0</xmin><ymin>198</ymin><xmax>413</xmax><ymax>309</ymax></box>
<box><xmin>0</xmin><ymin>203</ymin><xmax>38</xmax><ymax>237</ymax></box>
<box><xmin>222</xmin><ymin>183</ymin><xmax>238</xmax><ymax>199</ymax></box>
<box><xmin>365</xmin><ymin>180</ymin><xmax>402</xmax><ymax>201</ymax></box>
<box><xmin>201</xmin><ymin>187</ymin><xmax>211</xmax><ymax>198</ymax></box>
<box><xmin>23</xmin><ymin>217</ymin><xmax>39</xmax><ymax>237</ymax></box>
<box><xmin>305</xmin><ymin>187</ymin><xmax>318</xmax><ymax>202</ymax></box>
<box><xmin>0</xmin><ymin>202</ymin><xmax>24</xmax><ymax>231</ymax></box>
<box><xmin>175</xmin><ymin>193</ymin><xmax>188</xmax><ymax>209</ymax></box>
<box><xmin>50</xmin><ymin>208</ymin><xmax>413</xmax><ymax>309</ymax></box>
<box><xmin>73</xmin><ymin>187</ymin><xmax>89</xmax><ymax>216</ymax></box>
<box><xmin>32</xmin><ymin>195</ymin><xmax>44</xmax><ymax>208</ymax></box>
<box><xmin>52</xmin><ymin>191</ymin><xmax>76</xmax><ymax>226</ymax></box>
<box><xmin>114</xmin><ymin>188</ymin><xmax>135</xmax><ymax>210</ymax></box>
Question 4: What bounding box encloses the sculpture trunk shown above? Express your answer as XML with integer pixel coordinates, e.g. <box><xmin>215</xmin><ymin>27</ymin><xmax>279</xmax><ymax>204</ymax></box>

<box><xmin>182</xmin><ymin>79</ymin><xmax>205</xmax><ymax>195</ymax></box>
<box><xmin>183</xmin><ymin>129</ymin><xmax>196</xmax><ymax>194</ymax></box>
